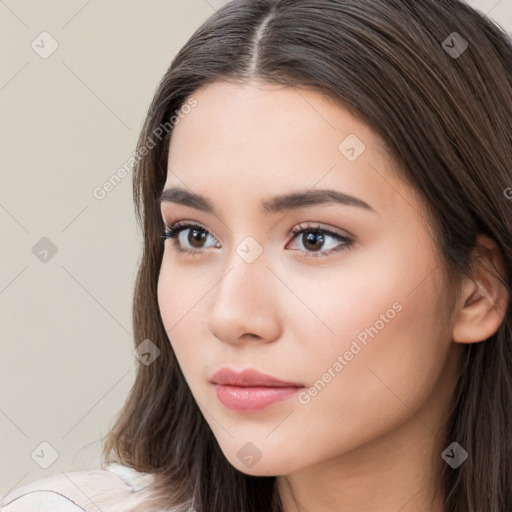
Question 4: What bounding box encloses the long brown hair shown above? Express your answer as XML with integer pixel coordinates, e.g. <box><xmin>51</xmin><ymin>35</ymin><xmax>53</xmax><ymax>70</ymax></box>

<box><xmin>102</xmin><ymin>1</ymin><xmax>512</xmax><ymax>510</ymax></box>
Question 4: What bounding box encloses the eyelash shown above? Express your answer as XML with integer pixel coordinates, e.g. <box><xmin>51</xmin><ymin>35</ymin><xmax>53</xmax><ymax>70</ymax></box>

<box><xmin>159</xmin><ymin>220</ymin><xmax>353</xmax><ymax>259</ymax></box>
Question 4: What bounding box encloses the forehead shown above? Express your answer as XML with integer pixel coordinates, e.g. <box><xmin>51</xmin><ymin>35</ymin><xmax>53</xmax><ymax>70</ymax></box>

<box><xmin>170</xmin><ymin>79</ymin><xmax>387</xmax><ymax>156</ymax></box>
<box><xmin>165</xmin><ymin>80</ymin><xmax>419</xmax><ymax>221</ymax></box>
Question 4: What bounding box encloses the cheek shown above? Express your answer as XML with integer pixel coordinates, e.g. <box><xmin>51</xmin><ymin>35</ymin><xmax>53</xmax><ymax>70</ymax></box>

<box><xmin>157</xmin><ymin>261</ymin><xmax>191</xmax><ymax>356</ymax></box>
<box><xmin>280</xmin><ymin>245</ymin><xmax>429</xmax><ymax>372</ymax></box>
<box><xmin>286</xmin><ymin>244</ymin><xmax>450</xmax><ymax>441</ymax></box>
<box><xmin>157</xmin><ymin>258</ymin><xmax>212</xmax><ymax>380</ymax></box>
<box><xmin>304</xmin><ymin>230</ymin><xmax>445</xmax><ymax>365</ymax></box>
<box><xmin>157</xmin><ymin>261</ymin><xmax>178</xmax><ymax>334</ymax></box>
<box><xmin>290</xmin><ymin>294</ymin><xmax>447</xmax><ymax>464</ymax></box>
<box><xmin>157</xmin><ymin>254</ymin><xmax>210</xmax><ymax>327</ymax></box>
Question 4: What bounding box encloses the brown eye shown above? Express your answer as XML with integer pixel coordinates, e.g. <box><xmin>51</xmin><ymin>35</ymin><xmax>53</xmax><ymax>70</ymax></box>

<box><xmin>187</xmin><ymin>227</ymin><xmax>208</xmax><ymax>248</ymax></box>
<box><xmin>161</xmin><ymin>221</ymin><xmax>220</xmax><ymax>255</ymax></box>
<box><xmin>288</xmin><ymin>224</ymin><xmax>353</xmax><ymax>258</ymax></box>
<box><xmin>301</xmin><ymin>231</ymin><xmax>326</xmax><ymax>252</ymax></box>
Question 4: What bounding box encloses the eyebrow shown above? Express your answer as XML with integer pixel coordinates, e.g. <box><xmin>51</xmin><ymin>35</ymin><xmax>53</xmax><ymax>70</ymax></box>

<box><xmin>158</xmin><ymin>186</ymin><xmax>377</xmax><ymax>215</ymax></box>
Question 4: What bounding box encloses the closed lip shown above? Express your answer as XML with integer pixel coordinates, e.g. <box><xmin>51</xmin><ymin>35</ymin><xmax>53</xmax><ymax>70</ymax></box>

<box><xmin>209</xmin><ymin>367</ymin><xmax>304</xmax><ymax>388</ymax></box>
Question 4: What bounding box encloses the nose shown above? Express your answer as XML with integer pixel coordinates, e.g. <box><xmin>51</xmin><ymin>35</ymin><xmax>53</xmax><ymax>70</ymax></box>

<box><xmin>206</xmin><ymin>252</ymin><xmax>282</xmax><ymax>346</ymax></box>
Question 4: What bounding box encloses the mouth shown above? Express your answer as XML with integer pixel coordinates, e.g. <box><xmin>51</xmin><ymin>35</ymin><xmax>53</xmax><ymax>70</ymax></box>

<box><xmin>212</xmin><ymin>384</ymin><xmax>303</xmax><ymax>412</ymax></box>
<box><xmin>209</xmin><ymin>367</ymin><xmax>305</xmax><ymax>412</ymax></box>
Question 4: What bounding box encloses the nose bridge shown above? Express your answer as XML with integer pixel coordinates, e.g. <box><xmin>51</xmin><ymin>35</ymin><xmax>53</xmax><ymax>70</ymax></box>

<box><xmin>207</xmin><ymin>236</ymin><xmax>281</xmax><ymax>343</ymax></box>
<box><xmin>216</xmin><ymin>234</ymin><xmax>270</xmax><ymax>308</ymax></box>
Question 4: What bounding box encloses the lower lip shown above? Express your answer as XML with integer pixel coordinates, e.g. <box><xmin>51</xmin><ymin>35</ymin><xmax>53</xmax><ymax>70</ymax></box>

<box><xmin>213</xmin><ymin>384</ymin><xmax>302</xmax><ymax>412</ymax></box>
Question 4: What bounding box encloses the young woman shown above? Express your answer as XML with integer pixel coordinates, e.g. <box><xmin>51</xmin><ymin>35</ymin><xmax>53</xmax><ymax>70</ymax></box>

<box><xmin>2</xmin><ymin>0</ymin><xmax>511</xmax><ymax>511</ymax></box>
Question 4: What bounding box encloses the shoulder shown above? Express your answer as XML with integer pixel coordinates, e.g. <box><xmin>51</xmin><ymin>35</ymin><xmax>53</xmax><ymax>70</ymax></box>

<box><xmin>0</xmin><ymin>463</ymin><xmax>156</xmax><ymax>512</ymax></box>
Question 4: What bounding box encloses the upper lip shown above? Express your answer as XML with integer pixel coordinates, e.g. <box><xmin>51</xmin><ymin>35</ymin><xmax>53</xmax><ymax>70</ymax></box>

<box><xmin>209</xmin><ymin>367</ymin><xmax>304</xmax><ymax>387</ymax></box>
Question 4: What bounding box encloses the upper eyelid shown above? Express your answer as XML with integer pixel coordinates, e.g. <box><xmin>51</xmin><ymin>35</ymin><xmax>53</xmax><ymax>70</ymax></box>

<box><xmin>291</xmin><ymin>222</ymin><xmax>352</xmax><ymax>238</ymax></box>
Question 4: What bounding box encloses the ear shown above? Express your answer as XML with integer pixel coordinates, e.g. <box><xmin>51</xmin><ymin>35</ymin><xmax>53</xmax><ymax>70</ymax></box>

<box><xmin>452</xmin><ymin>234</ymin><xmax>509</xmax><ymax>344</ymax></box>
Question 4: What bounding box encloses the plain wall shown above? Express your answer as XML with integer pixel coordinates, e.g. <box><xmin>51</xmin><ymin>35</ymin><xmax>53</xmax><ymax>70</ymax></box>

<box><xmin>1</xmin><ymin>0</ymin><xmax>511</xmax><ymax>496</ymax></box>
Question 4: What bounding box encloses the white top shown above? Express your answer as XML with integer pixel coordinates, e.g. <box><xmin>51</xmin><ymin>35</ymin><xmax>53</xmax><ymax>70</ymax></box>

<box><xmin>0</xmin><ymin>462</ymin><xmax>179</xmax><ymax>512</ymax></box>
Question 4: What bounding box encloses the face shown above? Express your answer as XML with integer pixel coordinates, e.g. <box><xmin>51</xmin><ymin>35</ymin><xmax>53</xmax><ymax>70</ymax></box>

<box><xmin>157</xmin><ymin>80</ymin><xmax>460</xmax><ymax>477</ymax></box>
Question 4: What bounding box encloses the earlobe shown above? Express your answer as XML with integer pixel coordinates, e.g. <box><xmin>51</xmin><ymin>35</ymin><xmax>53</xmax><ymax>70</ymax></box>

<box><xmin>452</xmin><ymin>235</ymin><xmax>509</xmax><ymax>344</ymax></box>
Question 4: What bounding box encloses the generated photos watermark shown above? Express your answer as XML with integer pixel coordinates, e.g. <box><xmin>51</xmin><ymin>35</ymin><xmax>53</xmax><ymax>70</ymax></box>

<box><xmin>298</xmin><ymin>301</ymin><xmax>403</xmax><ymax>405</ymax></box>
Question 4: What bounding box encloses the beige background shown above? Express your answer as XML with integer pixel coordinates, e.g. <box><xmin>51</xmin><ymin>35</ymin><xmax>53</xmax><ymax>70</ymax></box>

<box><xmin>1</xmin><ymin>0</ymin><xmax>511</xmax><ymax>497</ymax></box>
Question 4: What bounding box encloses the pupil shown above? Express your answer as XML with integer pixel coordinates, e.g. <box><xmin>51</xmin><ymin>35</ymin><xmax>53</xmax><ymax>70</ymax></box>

<box><xmin>189</xmin><ymin>228</ymin><xmax>206</xmax><ymax>248</ymax></box>
<box><xmin>304</xmin><ymin>231</ymin><xmax>324</xmax><ymax>251</ymax></box>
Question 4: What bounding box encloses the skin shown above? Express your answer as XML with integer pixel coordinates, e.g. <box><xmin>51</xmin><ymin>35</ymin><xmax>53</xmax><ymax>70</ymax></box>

<box><xmin>157</xmin><ymin>80</ymin><xmax>508</xmax><ymax>512</ymax></box>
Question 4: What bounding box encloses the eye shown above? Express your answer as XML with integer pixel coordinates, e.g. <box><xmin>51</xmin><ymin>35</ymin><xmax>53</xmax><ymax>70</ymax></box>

<box><xmin>160</xmin><ymin>221</ymin><xmax>220</xmax><ymax>256</ymax></box>
<box><xmin>287</xmin><ymin>222</ymin><xmax>353</xmax><ymax>258</ymax></box>
<box><xmin>160</xmin><ymin>220</ymin><xmax>353</xmax><ymax>258</ymax></box>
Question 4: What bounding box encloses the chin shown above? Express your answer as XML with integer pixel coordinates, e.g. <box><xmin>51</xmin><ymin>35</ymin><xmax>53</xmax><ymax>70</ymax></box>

<box><xmin>219</xmin><ymin>444</ymin><xmax>303</xmax><ymax>477</ymax></box>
